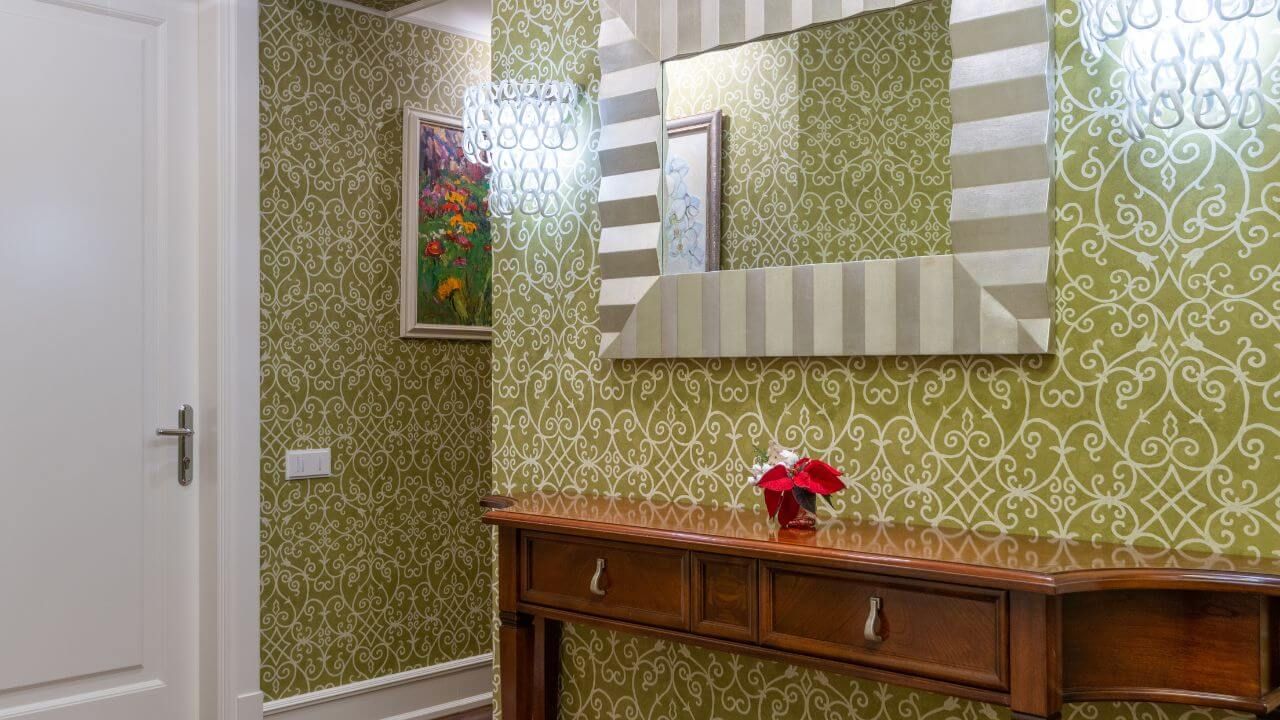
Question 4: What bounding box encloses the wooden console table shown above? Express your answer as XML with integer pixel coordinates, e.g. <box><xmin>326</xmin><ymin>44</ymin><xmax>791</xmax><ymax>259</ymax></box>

<box><xmin>482</xmin><ymin>492</ymin><xmax>1280</xmax><ymax>720</ymax></box>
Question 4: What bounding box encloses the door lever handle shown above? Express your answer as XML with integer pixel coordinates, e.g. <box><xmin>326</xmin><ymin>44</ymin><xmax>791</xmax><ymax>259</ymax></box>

<box><xmin>156</xmin><ymin>428</ymin><xmax>193</xmax><ymax>437</ymax></box>
<box><xmin>156</xmin><ymin>404</ymin><xmax>194</xmax><ymax>486</ymax></box>
<box><xmin>865</xmin><ymin>596</ymin><xmax>884</xmax><ymax>643</ymax></box>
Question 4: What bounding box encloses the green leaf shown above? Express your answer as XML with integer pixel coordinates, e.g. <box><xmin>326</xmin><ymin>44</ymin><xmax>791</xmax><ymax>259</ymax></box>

<box><xmin>451</xmin><ymin>283</ymin><xmax>470</xmax><ymax>321</ymax></box>
<box><xmin>821</xmin><ymin>494</ymin><xmax>835</xmax><ymax>509</ymax></box>
<box><xmin>793</xmin><ymin>488</ymin><xmax>817</xmax><ymax>514</ymax></box>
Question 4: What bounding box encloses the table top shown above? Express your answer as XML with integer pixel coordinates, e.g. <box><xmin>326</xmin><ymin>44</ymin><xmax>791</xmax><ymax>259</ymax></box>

<box><xmin>483</xmin><ymin>491</ymin><xmax>1280</xmax><ymax>595</ymax></box>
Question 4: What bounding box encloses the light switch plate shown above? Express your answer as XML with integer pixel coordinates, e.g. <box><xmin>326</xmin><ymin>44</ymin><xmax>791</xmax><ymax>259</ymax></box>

<box><xmin>285</xmin><ymin>448</ymin><xmax>331</xmax><ymax>480</ymax></box>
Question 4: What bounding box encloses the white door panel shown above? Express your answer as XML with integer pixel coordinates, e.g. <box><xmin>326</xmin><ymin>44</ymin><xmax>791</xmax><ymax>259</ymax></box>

<box><xmin>0</xmin><ymin>0</ymin><xmax>197</xmax><ymax>718</ymax></box>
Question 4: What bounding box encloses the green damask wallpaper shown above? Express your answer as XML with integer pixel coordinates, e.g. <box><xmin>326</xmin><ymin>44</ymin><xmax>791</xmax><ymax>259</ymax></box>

<box><xmin>259</xmin><ymin>0</ymin><xmax>492</xmax><ymax>701</ymax></box>
<box><xmin>665</xmin><ymin>2</ymin><xmax>952</xmax><ymax>268</ymax></box>
<box><xmin>491</xmin><ymin>0</ymin><xmax>1279</xmax><ymax>719</ymax></box>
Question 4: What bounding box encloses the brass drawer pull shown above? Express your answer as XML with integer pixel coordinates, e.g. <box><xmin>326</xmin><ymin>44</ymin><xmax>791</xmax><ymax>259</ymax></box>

<box><xmin>590</xmin><ymin>558</ymin><xmax>607</xmax><ymax>596</ymax></box>
<box><xmin>865</xmin><ymin>596</ymin><xmax>884</xmax><ymax>643</ymax></box>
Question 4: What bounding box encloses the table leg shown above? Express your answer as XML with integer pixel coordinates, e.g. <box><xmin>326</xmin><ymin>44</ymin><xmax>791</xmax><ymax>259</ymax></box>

<box><xmin>534</xmin><ymin>617</ymin><xmax>561</xmax><ymax>720</ymax></box>
<box><xmin>498</xmin><ymin>613</ymin><xmax>561</xmax><ymax>720</ymax></box>
<box><xmin>1010</xmin><ymin>593</ymin><xmax>1063</xmax><ymax>720</ymax></box>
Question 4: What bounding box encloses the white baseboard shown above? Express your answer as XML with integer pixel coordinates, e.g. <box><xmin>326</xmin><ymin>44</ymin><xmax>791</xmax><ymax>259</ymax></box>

<box><xmin>262</xmin><ymin>655</ymin><xmax>492</xmax><ymax>720</ymax></box>
<box><xmin>236</xmin><ymin>691</ymin><xmax>264</xmax><ymax>720</ymax></box>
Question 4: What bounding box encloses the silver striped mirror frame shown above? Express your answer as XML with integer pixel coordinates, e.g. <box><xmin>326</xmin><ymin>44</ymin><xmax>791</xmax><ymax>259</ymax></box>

<box><xmin>596</xmin><ymin>0</ymin><xmax>1057</xmax><ymax>358</ymax></box>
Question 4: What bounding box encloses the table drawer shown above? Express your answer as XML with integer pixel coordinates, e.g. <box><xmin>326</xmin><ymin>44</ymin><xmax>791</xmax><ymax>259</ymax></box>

<box><xmin>692</xmin><ymin>553</ymin><xmax>757</xmax><ymax>642</ymax></box>
<box><xmin>761</xmin><ymin>563</ymin><xmax>1008</xmax><ymax>690</ymax></box>
<box><xmin>520</xmin><ymin>532</ymin><xmax>690</xmax><ymax>630</ymax></box>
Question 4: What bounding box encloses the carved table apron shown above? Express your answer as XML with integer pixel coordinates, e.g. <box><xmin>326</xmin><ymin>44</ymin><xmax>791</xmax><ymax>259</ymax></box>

<box><xmin>483</xmin><ymin>492</ymin><xmax>1280</xmax><ymax>720</ymax></box>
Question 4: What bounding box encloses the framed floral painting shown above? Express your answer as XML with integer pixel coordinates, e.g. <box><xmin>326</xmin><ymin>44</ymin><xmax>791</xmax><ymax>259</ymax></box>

<box><xmin>400</xmin><ymin>109</ymin><xmax>492</xmax><ymax>340</ymax></box>
<box><xmin>663</xmin><ymin>110</ymin><xmax>722</xmax><ymax>275</ymax></box>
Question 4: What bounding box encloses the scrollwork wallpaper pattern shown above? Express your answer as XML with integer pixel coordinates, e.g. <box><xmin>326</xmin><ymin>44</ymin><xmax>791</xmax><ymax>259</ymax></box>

<box><xmin>491</xmin><ymin>0</ymin><xmax>1279</xmax><ymax>719</ymax></box>
<box><xmin>259</xmin><ymin>0</ymin><xmax>492</xmax><ymax>700</ymax></box>
<box><xmin>664</xmin><ymin>1</ymin><xmax>952</xmax><ymax>269</ymax></box>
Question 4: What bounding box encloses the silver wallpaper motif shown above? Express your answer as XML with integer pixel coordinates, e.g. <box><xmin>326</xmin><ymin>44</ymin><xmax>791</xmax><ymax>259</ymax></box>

<box><xmin>259</xmin><ymin>0</ymin><xmax>493</xmax><ymax>701</ymax></box>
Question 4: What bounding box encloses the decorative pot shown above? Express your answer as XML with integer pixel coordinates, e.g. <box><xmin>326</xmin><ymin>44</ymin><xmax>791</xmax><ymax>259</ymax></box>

<box><xmin>781</xmin><ymin>507</ymin><xmax>817</xmax><ymax>530</ymax></box>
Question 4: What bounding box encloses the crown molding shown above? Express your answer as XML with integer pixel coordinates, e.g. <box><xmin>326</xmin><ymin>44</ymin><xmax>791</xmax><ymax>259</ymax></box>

<box><xmin>386</xmin><ymin>0</ymin><xmax>452</xmax><ymax>18</ymax></box>
<box><xmin>396</xmin><ymin>12</ymin><xmax>490</xmax><ymax>42</ymax></box>
<box><xmin>315</xmin><ymin>0</ymin><xmax>491</xmax><ymax>43</ymax></box>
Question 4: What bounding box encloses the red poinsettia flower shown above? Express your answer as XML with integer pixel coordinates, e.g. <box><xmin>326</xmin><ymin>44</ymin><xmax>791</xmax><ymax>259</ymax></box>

<box><xmin>766</xmin><ymin>490</ymin><xmax>801</xmax><ymax>527</ymax></box>
<box><xmin>793</xmin><ymin>459</ymin><xmax>844</xmax><ymax>495</ymax></box>
<box><xmin>756</xmin><ymin>464</ymin><xmax>793</xmax><ymax>492</ymax></box>
<box><xmin>754</xmin><ymin>454</ymin><xmax>846</xmax><ymax>529</ymax></box>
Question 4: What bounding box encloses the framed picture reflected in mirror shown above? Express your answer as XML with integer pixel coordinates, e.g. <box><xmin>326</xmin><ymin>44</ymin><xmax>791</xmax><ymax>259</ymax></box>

<box><xmin>663</xmin><ymin>111</ymin><xmax>722</xmax><ymax>275</ymax></box>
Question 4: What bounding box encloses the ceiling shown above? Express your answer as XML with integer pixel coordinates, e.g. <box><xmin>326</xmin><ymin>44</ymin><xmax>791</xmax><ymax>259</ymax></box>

<box><xmin>402</xmin><ymin>0</ymin><xmax>491</xmax><ymax>42</ymax></box>
<box><xmin>336</xmin><ymin>0</ymin><xmax>491</xmax><ymax>42</ymax></box>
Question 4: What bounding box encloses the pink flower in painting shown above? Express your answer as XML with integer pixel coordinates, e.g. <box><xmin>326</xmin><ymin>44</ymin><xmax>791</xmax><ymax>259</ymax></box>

<box><xmin>462</xmin><ymin>162</ymin><xmax>487</xmax><ymax>184</ymax></box>
<box><xmin>453</xmin><ymin>257</ymin><xmax>468</xmax><ymax>267</ymax></box>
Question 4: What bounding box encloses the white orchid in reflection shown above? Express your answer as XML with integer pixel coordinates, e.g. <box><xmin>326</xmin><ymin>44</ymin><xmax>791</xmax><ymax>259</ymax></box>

<box><xmin>663</xmin><ymin>155</ymin><xmax>706</xmax><ymax>275</ymax></box>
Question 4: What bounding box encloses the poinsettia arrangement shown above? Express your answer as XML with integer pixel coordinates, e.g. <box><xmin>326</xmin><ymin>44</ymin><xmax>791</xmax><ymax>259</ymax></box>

<box><xmin>747</xmin><ymin>442</ymin><xmax>846</xmax><ymax>529</ymax></box>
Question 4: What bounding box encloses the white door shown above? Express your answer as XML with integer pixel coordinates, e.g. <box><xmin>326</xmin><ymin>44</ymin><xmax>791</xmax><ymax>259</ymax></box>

<box><xmin>0</xmin><ymin>0</ymin><xmax>199</xmax><ymax>718</ymax></box>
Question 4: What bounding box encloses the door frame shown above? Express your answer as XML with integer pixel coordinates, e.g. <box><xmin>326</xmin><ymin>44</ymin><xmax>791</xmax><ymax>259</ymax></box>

<box><xmin>197</xmin><ymin>1</ymin><xmax>262</xmax><ymax>719</ymax></box>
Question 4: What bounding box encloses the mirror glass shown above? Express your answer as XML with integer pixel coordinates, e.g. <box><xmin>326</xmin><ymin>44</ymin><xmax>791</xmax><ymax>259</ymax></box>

<box><xmin>661</xmin><ymin>1</ymin><xmax>954</xmax><ymax>275</ymax></box>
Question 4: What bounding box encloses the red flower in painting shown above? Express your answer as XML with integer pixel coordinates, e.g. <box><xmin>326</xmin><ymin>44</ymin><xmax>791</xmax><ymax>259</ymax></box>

<box><xmin>453</xmin><ymin>257</ymin><xmax>468</xmax><ymax>267</ymax></box>
<box><xmin>424</xmin><ymin>239</ymin><xmax>444</xmax><ymax>257</ymax></box>
<box><xmin>452</xmin><ymin>234</ymin><xmax>473</xmax><ymax>250</ymax></box>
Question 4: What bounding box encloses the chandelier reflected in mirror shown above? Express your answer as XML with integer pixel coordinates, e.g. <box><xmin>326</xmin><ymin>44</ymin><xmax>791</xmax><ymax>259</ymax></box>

<box><xmin>1079</xmin><ymin>0</ymin><xmax>1278</xmax><ymax>139</ymax></box>
<box><xmin>462</xmin><ymin>80</ymin><xmax>580</xmax><ymax>217</ymax></box>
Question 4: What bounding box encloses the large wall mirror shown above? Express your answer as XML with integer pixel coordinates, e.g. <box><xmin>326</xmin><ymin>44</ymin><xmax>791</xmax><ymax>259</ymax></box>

<box><xmin>662</xmin><ymin>2</ymin><xmax>952</xmax><ymax>273</ymax></box>
<box><xmin>596</xmin><ymin>0</ymin><xmax>1056</xmax><ymax>359</ymax></box>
